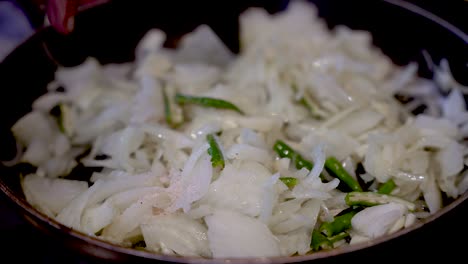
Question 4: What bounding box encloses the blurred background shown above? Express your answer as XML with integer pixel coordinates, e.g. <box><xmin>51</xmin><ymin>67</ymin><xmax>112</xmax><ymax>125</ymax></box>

<box><xmin>0</xmin><ymin>0</ymin><xmax>467</xmax><ymax>263</ymax></box>
<box><xmin>0</xmin><ymin>0</ymin><xmax>33</xmax><ymax>61</ymax></box>
<box><xmin>1</xmin><ymin>0</ymin><xmax>467</xmax><ymax>61</ymax></box>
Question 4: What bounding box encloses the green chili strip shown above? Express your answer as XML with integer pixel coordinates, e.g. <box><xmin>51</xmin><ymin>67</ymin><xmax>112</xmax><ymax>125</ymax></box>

<box><xmin>377</xmin><ymin>179</ymin><xmax>396</xmax><ymax>194</ymax></box>
<box><xmin>57</xmin><ymin>104</ymin><xmax>66</xmax><ymax>134</ymax></box>
<box><xmin>95</xmin><ymin>228</ymin><xmax>103</xmax><ymax>236</ymax></box>
<box><xmin>163</xmin><ymin>88</ymin><xmax>183</xmax><ymax>127</ymax></box>
<box><xmin>291</xmin><ymin>84</ymin><xmax>320</xmax><ymax>118</ymax></box>
<box><xmin>279</xmin><ymin>177</ymin><xmax>298</xmax><ymax>189</ymax></box>
<box><xmin>319</xmin><ymin>210</ymin><xmax>357</xmax><ymax>237</ymax></box>
<box><xmin>273</xmin><ymin>140</ymin><xmax>313</xmax><ymax>171</ymax></box>
<box><xmin>132</xmin><ymin>240</ymin><xmax>147</xmax><ymax>250</ymax></box>
<box><xmin>345</xmin><ymin>191</ymin><xmax>415</xmax><ymax>211</ymax></box>
<box><xmin>207</xmin><ymin>134</ymin><xmax>225</xmax><ymax>169</ymax></box>
<box><xmin>324</xmin><ymin>157</ymin><xmax>363</xmax><ymax>192</ymax></box>
<box><xmin>311</xmin><ymin>230</ymin><xmax>333</xmax><ymax>251</ymax></box>
<box><xmin>328</xmin><ymin>231</ymin><xmax>350</xmax><ymax>244</ymax></box>
<box><xmin>175</xmin><ymin>93</ymin><xmax>244</xmax><ymax>114</ymax></box>
<box><xmin>273</xmin><ymin>140</ymin><xmax>362</xmax><ymax>191</ymax></box>
<box><xmin>50</xmin><ymin>104</ymin><xmax>66</xmax><ymax>134</ymax></box>
<box><xmin>299</xmin><ymin>97</ymin><xmax>314</xmax><ymax>113</ymax></box>
<box><xmin>162</xmin><ymin>87</ymin><xmax>173</xmax><ymax>126</ymax></box>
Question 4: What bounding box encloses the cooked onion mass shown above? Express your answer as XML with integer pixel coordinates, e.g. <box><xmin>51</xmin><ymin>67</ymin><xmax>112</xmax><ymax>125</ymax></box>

<box><xmin>9</xmin><ymin>0</ymin><xmax>468</xmax><ymax>258</ymax></box>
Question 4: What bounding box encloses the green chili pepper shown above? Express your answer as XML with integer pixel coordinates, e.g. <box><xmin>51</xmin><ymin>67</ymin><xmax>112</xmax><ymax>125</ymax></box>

<box><xmin>345</xmin><ymin>191</ymin><xmax>415</xmax><ymax>211</ymax></box>
<box><xmin>377</xmin><ymin>179</ymin><xmax>396</xmax><ymax>195</ymax></box>
<box><xmin>273</xmin><ymin>140</ymin><xmax>361</xmax><ymax>191</ymax></box>
<box><xmin>132</xmin><ymin>240</ymin><xmax>146</xmax><ymax>250</ymax></box>
<box><xmin>50</xmin><ymin>104</ymin><xmax>68</xmax><ymax>134</ymax></box>
<box><xmin>299</xmin><ymin>97</ymin><xmax>313</xmax><ymax>113</ymax></box>
<box><xmin>324</xmin><ymin>157</ymin><xmax>363</xmax><ymax>192</ymax></box>
<box><xmin>273</xmin><ymin>140</ymin><xmax>313</xmax><ymax>171</ymax></box>
<box><xmin>162</xmin><ymin>87</ymin><xmax>173</xmax><ymax>125</ymax></box>
<box><xmin>328</xmin><ymin>231</ymin><xmax>350</xmax><ymax>244</ymax></box>
<box><xmin>95</xmin><ymin>228</ymin><xmax>103</xmax><ymax>236</ymax></box>
<box><xmin>175</xmin><ymin>93</ymin><xmax>244</xmax><ymax>114</ymax></box>
<box><xmin>207</xmin><ymin>134</ymin><xmax>225</xmax><ymax>169</ymax></box>
<box><xmin>57</xmin><ymin>104</ymin><xmax>66</xmax><ymax>134</ymax></box>
<box><xmin>319</xmin><ymin>210</ymin><xmax>357</xmax><ymax>237</ymax></box>
<box><xmin>163</xmin><ymin>88</ymin><xmax>183</xmax><ymax>127</ymax></box>
<box><xmin>291</xmin><ymin>84</ymin><xmax>320</xmax><ymax>118</ymax></box>
<box><xmin>311</xmin><ymin>229</ymin><xmax>333</xmax><ymax>251</ymax></box>
<box><xmin>279</xmin><ymin>177</ymin><xmax>298</xmax><ymax>189</ymax></box>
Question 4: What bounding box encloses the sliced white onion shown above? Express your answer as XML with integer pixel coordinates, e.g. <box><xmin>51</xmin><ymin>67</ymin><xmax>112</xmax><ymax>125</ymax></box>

<box><xmin>11</xmin><ymin>111</ymin><xmax>57</xmax><ymax>146</ymax></box>
<box><xmin>200</xmin><ymin>161</ymin><xmax>271</xmax><ymax>217</ymax></box>
<box><xmin>351</xmin><ymin>203</ymin><xmax>407</xmax><ymax>238</ymax></box>
<box><xmin>305</xmin><ymin>143</ymin><xmax>326</xmax><ymax>181</ymax></box>
<box><xmin>169</xmin><ymin>153</ymin><xmax>213</xmax><ymax>213</ymax></box>
<box><xmin>22</xmin><ymin>174</ymin><xmax>88</xmax><ymax>217</ymax></box>
<box><xmin>142</xmin><ymin>214</ymin><xmax>211</xmax><ymax>257</ymax></box>
<box><xmin>205</xmin><ymin>210</ymin><xmax>281</xmax><ymax>258</ymax></box>
<box><xmin>259</xmin><ymin>172</ymin><xmax>280</xmax><ymax>223</ymax></box>
<box><xmin>226</xmin><ymin>144</ymin><xmax>272</xmax><ymax>164</ymax></box>
<box><xmin>331</xmin><ymin>108</ymin><xmax>384</xmax><ymax>136</ymax></box>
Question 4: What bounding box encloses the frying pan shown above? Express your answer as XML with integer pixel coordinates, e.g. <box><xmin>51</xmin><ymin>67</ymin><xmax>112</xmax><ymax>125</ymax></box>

<box><xmin>0</xmin><ymin>0</ymin><xmax>467</xmax><ymax>263</ymax></box>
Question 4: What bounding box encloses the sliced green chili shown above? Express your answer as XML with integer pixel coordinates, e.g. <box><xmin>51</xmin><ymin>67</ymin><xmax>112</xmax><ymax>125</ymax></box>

<box><xmin>50</xmin><ymin>104</ymin><xmax>65</xmax><ymax>133</ymax></box>
<box><xmin>162</xmin><ymin>87</ymin><xmax>173</xmax><ymax>126</ymax></box>
<box><xmin>345</xmin><ymin>191</ymin><xmax>415</xmax><ymax>211</ymax></box>
<box><xmin>95</xmin><ymin>228</ymin><xmax>103</xmax><ymax>236</ymax></box>
<box><xmin>175</xmin><ymin>93</ymin><xmax>244</xmax><ymax>114</ymax></box>
<box><xmin>132</xmin><ymin>240</ymin><xmax>147</xmax><ymax>250</ymax></box>
<box><xmin>279</xmin><ymin>177</ymin><xmax>298</xmax><ymax>189</ymax></box>
<box><xmin>207</xmin><ymin>134</ymin><xmax>225</xmax><ymax>169</ymax></box>
<box><xmin>273</xmin><ymin>140</ymin><xmax>362</xmax><ymax>191</ymax></box>
<box><xmin>299</xmin><ymin>97</ymin><xmax>314</xmax><ymax>113</ymax></box>
<box><xmin>57</xmin><ymin>104</ymin><xmax>66</xmax><ymax>134</ymax></box>
<box><xmin>291</xmin><ymin>84</ymin><xmax>320</xmax><ymax>118</ymax></box>
<box><xmin>311</xmin><ymin>229</ymin><xmax>333</xmax><ymax>251</ymax></box>
<box><xmin>273</xmin><ymin>140</ymin><xmax>313</xmax><ymax>171</ymax></box>
<box><xmin>328</xmin><ymin>231</ymin><xmax>350</xmax><ymax>244</ymax></box>
<box><xmin>377</xmin><ymin>179</ymin><xmax>396</xmax><ymax>195</ymax></box>
<box><xmin>273</xmin><ymin>140</ymin><xmax>325</xmax><ymax>182</ymax></box>
<box><xmin>319</xmin><ymin>210</ymin><xmax>357</xmax><ymax>237</ymax></box>
<box><xmin>163</xmin><ymin>88</ymin><xmax>183</xmax><ymax>127</ymax></box>
<box><xmin>324</xmin><ymin>157</ymin><xmax>363</xmax><ymax>192</ymax></box>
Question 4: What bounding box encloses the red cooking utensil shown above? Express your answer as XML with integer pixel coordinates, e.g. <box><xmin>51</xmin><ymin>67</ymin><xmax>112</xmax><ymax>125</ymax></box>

<box><xmin>28</xmin><ymin>0</ymin><xmax>110</xmax><ymax>34</ymax></box>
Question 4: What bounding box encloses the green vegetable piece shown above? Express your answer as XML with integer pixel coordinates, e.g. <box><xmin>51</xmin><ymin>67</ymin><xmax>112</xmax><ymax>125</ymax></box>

<box><xmin>163</xmin><ymin>88</ymin><xmax>184</xmax><ymax>127</ymax></box>
<box><xmin>162</xmin><ymin>87</ymin><xmax>173</xmax><ymax>126</ymax></box>
<box><xmin>291</xmin><ymin>83</ymin><xmax>321</xmax><ymax>119</ymax></box>
<box><xmin>50</xmin><ymin>104</ymin><xmax>66</xmax><ymax>134</ymax></box>
<box><xmin>95</xmin><ymin>228</ymin><xmax>103</xmax><ymax>236</ymax></box>
<box><xmin>295</xmin><ymin>155</ymin><xmax>314</xmax><ymax>171</ymax></box>
<box><xmin>175</xmin><ymin>93</ymin><xmax>244</xmax><ymax>114</ymax></box>
<box><xmin>345</xmin><ymin>191</ymin><xmax>416</xmax><ymax>211</ymax></box>
<box><xmin>132</xmin><ymin>240</ymin><xmax>147</xmax><ymax>250</ymax></box>
<box><xmin>324</xmin><ymin>157</ymin><xmax>363</xmax><ymax>192</ymax></box>
<box><xmin>311</xmin><ymin>229</ymin><xmax>333</xmax><ymax>251</ymax></box>
<box><xmin>319</xmin><ymin>210</ymin><xmax>357</xmax><ymax>237</ymax></box>
<box><xmin>57</xmin><ymin>104</ymin><xmax>66</xmax><ymax>133</ymax></box>
<box><xmin>273</xmin><ymin>140</ymin><xmax>295</xmax><ymax>159</ymax></box>
<box><xmin>328</xmin><ymin>231</ymin><xmax>350</xmax><ymax>244</ymax></box>
<box><xmin>378</xmin><ymin>179</ymin><xmax>396</xmax><ymax>194</ymax></box>
<box><xmin>279</xmin><ymin>177</ymin><xmax>298</xmax><ymax>189</ymax></box>
<box><xmin>207</xmin><ymin>134</ymin><xmax>225</xmax><ymax>169</ymax></box>
<box><xmin>273</xmin><ymin>140</ymin><xmax>313</xmax><ymax>171</ymax></box>
<box><xmin>274</xmin><ymin>140</ymin><xmax>364</xmax><ymax>191</ymax></box>
<box><xmin>299</xmin><ymin>97</ymin><xmax>314</xmax><ymax>112</ymax></box>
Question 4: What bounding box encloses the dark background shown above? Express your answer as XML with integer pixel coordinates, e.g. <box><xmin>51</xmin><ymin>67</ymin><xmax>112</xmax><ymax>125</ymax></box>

<box><xmin>0</xmin><ymin>0</ymin><xmax>467</xmax><ymax>263</ymax></box>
